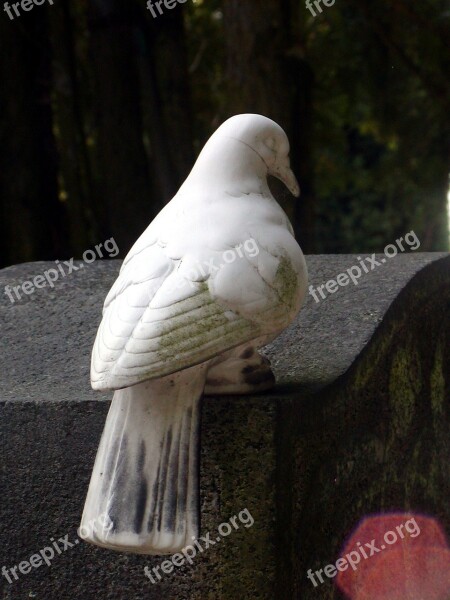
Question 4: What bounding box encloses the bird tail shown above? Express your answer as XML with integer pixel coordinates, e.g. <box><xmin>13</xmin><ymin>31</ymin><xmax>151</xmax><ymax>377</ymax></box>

<box><xmin>80</xmin><ymin>364</ymin><xmax>207</xmax><ymax>555</ymax></box>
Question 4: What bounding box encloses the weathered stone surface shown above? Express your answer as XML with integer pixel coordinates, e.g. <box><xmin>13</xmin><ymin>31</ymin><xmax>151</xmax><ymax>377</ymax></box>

<box><xmin>0</xmin><ymin>253</ymin><xmax>448</xmax><ymax>599</ymax></box>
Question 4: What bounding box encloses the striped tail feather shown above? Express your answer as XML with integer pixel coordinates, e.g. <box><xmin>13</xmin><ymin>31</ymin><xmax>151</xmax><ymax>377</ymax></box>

<box><xmin>80</xmin><ymin>364</ymin><xmax>207</xmax><ymax>555</ymax></box>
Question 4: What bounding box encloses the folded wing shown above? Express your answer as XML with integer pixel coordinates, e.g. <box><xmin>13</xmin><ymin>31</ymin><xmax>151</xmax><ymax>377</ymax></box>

<box><xmin>91</xmin><ymin>220</ymin><xmax>305</xmax><ymax>391</ymax></box>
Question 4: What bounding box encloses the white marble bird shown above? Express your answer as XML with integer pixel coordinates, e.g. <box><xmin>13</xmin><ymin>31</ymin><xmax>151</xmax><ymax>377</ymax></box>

<box><xmin>80</xmin><ymin>114</ymin><xmax>308</xmax><ymax>554</ymax></box>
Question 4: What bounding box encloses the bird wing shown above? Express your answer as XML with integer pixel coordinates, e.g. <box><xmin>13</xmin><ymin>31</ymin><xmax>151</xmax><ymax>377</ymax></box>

<box><xmin>91</xmin><ymin>197</ymin><xmax>306</xmax><ymax>391</ymax></box>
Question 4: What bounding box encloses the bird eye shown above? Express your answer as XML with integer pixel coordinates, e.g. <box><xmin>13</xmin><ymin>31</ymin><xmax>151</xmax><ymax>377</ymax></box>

<box><xmin>265</xmin><ymin>137</ymin><xmax>277</xmax><ymax>151</ymax></box>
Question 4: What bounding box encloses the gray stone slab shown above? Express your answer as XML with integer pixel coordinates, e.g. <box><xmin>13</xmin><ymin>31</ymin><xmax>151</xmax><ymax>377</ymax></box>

<box><xmin>0</xmin><ymin>253</ymin><xmax>448</xmax><ymax>600</ymax></box>
<box><xmin>0</xmin><ymin>253</ymin><xmax>447</xmax><ymax>403</ymax></box>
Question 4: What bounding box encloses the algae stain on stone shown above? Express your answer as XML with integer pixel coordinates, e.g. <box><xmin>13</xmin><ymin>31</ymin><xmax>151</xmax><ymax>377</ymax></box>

<box><xmin>351</xmin><ymin>324</ymin><xmax>396</xmax><ymax>392</ymax></box>
<box><xmin>430</xmin><ymin>335</ymin><xmax>445</xmax><ymax>417</ymax></box>
<box><xmin>388</xmin><ymin>340</ymin><xmax>422</xmax><ymax>438</ymax></box>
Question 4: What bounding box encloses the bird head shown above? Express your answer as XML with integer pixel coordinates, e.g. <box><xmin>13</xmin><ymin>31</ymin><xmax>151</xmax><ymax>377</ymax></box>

<box><xmin>215</xmin><ymin>114</ymin><xmax>300</xmax><ymax>197</ymax></box>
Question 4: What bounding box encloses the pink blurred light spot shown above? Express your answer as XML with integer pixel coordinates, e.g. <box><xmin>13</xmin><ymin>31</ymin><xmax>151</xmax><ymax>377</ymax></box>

<box><xmin>355</xmin><ymin>546</ymin><xmax>450</xmax><ymax>600</ymax></box>
<box><xmin>336</xmin><ymin>513</ymin><xmax>450</xmax><ymax>600</ymax></box>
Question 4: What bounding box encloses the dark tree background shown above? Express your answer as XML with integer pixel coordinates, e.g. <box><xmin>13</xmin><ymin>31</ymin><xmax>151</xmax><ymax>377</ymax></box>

<box><xmin>0</xmin><ymin>0</ymin><xmax>449</xmax><ymax>268</ymax></box>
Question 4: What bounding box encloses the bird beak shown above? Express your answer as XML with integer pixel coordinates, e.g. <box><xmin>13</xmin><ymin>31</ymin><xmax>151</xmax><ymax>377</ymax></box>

<box><xmin>272</xmin><ymin>164</ymin><xmax>301</xmax><ymax>197</ymax></box>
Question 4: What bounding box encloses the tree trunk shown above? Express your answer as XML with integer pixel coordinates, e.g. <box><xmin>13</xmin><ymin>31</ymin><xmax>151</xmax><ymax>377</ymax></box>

<box><xmin>86</xmin><ymin>0</ymin><xmax>157</xmax><ymax>256</ymax></box>
<box><xmin>0</xmin><ymin>9</ymin><xmax>67</xmax><ymax>268</ymax></box>
<box><xmin>222</xmin><ymin>0</ymin><xmax>316</xmax><ymax>252</ymax></box>
<box><xmin>139</xmin><ymin>5</ymin><xmax>195</xmax><ymax>201</ymax></box>
<box><xmin>49</xmin><ymin>1</ymin><xmax>99</xmax><ymax>255</ymax></box>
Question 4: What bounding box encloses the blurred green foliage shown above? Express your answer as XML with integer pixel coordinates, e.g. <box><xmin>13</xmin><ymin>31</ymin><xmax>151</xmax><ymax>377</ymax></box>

<box><xmin>185</xmin><ymin>0</ymin><xmax>449</xmax><ymax>253</ymax></box>
<box><xmin>0</xmin><ymin>0</ymin><xmax>448</xmax><ymax>267</ymax></box>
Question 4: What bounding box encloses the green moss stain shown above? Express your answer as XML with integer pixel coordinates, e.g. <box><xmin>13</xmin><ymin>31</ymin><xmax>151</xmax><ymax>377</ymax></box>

<box><xmin>274</xmin><ymin>256</ymin><xmax>298</xmax><ymax>314</ymax></box>
<box><xmin>388</xmin><ymin>340</ymin><xmax>421</xmax><ymax>437</ymax></box>
<box><xmin>200</xmin><ymin>398</ymin><xmax>277</xmax><ymax>599</ymax></box>
<box><xmin>155</xmin><ymin>283</ymin><xmax>253</xmax><ymax>364</ymax></box>
<box><xmin>430</xmin><ymin>335</ymin><xmax>445</xmax><ymax>417</ymax></box>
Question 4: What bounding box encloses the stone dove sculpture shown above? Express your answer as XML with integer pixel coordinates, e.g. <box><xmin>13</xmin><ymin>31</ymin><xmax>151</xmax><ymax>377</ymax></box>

<box><xmin>80</xmin><ymin>113</ymin><xmax>308</xmax><ymax>554</ymax></box>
